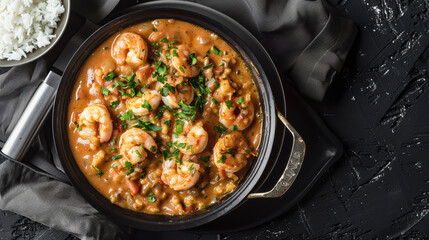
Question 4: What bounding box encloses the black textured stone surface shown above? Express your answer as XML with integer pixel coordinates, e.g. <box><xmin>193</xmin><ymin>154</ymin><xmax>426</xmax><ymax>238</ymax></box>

<box><xmin>2</xmin><ymin>0</ymin><xmax>429</xmax><ymax>239</ymax></box>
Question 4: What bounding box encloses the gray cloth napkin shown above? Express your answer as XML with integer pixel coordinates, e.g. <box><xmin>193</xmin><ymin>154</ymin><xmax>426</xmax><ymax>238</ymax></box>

<box><xmin>0</xmin><ymin>0</ymin><xmax>357</xmax><ymax>239</ymax></box>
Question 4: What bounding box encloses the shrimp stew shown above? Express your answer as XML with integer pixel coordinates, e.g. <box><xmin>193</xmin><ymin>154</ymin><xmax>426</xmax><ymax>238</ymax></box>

<box><xmin>67</xmin><ymin>19</ymin><xmax>262</xmax><ymax>215</ymax></box>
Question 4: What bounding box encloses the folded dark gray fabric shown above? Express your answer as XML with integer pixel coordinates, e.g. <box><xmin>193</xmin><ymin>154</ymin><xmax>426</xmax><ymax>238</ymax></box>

<box><xmin>0</xmin><ymin>0</ymin><xmax>357</xmax><ymax>238</ymax></box>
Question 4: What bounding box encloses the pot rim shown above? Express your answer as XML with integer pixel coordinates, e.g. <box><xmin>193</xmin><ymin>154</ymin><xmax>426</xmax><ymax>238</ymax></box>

<box><xmin>53</xmin><ymin>1</ymin><xmax>285</xmax><ymax>230</ymax></box>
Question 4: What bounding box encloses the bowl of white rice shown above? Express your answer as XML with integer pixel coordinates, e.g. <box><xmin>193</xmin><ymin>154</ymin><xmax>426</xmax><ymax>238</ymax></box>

<box><xmin>0</xmin><ymin>0</ymin><xmax>70</xmax><ymax>67</ymax></box>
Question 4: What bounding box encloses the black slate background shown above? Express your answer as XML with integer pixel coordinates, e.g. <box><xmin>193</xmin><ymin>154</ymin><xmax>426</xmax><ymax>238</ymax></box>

<box><xmin>2</xmin><ymin>0</ymin><xmax>429</xmax><ymax>239</ymax></box>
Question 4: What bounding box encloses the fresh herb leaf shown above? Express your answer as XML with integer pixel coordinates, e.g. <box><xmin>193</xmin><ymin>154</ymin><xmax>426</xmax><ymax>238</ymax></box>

<box><xmin>237</xmin><ymin>97</ymin><xmax>245</xmax><ymax>105</ymax></box>
<box><xmin>166</xmin><ymin>52</ymin><xmax>171</xmax><ymax>59</ymax></box>
<box><xmin>101</xmin><ymin>87</ymin><xmax>110</xmax><ymax>96</ymax></box>
<box><xmin>150</xmin><ymin>146</ymin><xmax>156</xmax><ymax>152</ymax></box>
<box><xmin>132</xmin><ymin>119</ymin><xmax>162</xmax><ymax>132</ymax></box>
<box><xmin>205</xmin><ymin>50</ymin><xmax>211</xmax><ymax>57</ymax></box>
<box><xmin>110</xmin><ymin>100</ymin><xmax>120</xmax><ymax>108</ymax></box>
<box><xmin>245</xmin><ymin>150</ymin><xmax>251</xmax><ymax>154</ymax></box>
<box><xmin>142</xmin><ymin>100</ymin><xmax>153</xmax><ymax>112</ymax></box>
<box><xmin>189</xmin><ymin>163</ymin><xmax>195</xmax><ymax>176</ymax></box>
<box><xmin>179</xmin><ymin>66</ymin><xmax>185</xmax><ymax>73</ymax></box>
<box><xmin>164</xmin><ymin>120</ymin><xmax>171</xmax><ymax>127</ymax></box>
<box><xmin>120</xmin><ymin>110</ymin><xmax>136</xmax><ymax>121</ymax></box>
<box><xmin>178</xmin><ymin>100</ymin><xmax>197</xmax><ymax>119</ymax></box>
<box><xmin>212</xmin><ymin>98</ymin><xmax>217</xmax><ymax>104</ymax></box>
<box><xmin>160</xmin><ymin>83</ymin><xmax>175</xmax><ymax>97</ymax></box>
<box><xmin>219</xmin><ymin>61</ymin><xmax>225</xmax><ymax>66</ymax></box>
<box><xmin>112</xmin><ymin>155</ymin><xmax>122</xmax><ymax>160</ymax></box>
<box><xmin>147</xmin><ymin>192</ymin><xmax>156</xmax><ymax>202</ymax></box>
<box><xmin>225</xmin><ymin>149</ymin><xmax>235</xmax><ymax>154</ymax></box>
<box><xmin>160</xmin><ymin>37</ymin><xmax>168</xmax><ymax>43</ymax></box>
<box><xmin>199</xmin><ymin>156</ymin><xmax>210</xmax><ymax>163</ymax></box>
<box><xmin>231</xmin><ymin>125</ymin><xmax>238</xmax><ymax>131</ymax></box>
<box><xmin>214</xmin><ymin>82</ymin><xmax>220</xmax><ymax>89</ymax></box>
<box><xmin>113</xmin><ymin>138</ymin><xmax>117</xmax><ymax>145</ymax></box>
<box><xmin>109</xmin><ymin>148</ymin><xmax>118</xmax><ymax>153</ymax></box>
<box><xmin>170</xmin><ymin>40</ymin><xmax>178</xmax><ymax>44</ymax></box>
<box><xmin>212</xmin><ymin>46</ymin><xmax>222</xmax><ymax>56</ymax></box>
<box><xmin>175</xmin><ymin>119</ymin><xmax>185</xmax><ymax>134</ymax></box>
<box><xmin>153</xmin><ymin>27</ymin><xmax>158</xmax><ymax>32</ymax></box>
<box><xmin>225</xmin><ymin>100</ymin><xmax>233</xmax><ymax>109</ymax></box>
<box><xmin>172</xmin><ymin>50</ymin><xmax>178</xmax><ymax>57</ymax></box>
<box><xmin>124</xmin><ymin>160</ymin><xmax>134</xmax><ymax>175</ymax></box>
<box><xmin>214</xmin><ymin>121</ymin><xmax>228</xmax><ymax>135</ymax></box>
<box><xmin>111</xmin><ymin>163</ymin><xmax>118</xmax><ymax>170</ymax></box>
<box><xmin>91</xmin><ymin>165</ymin><xmax>104</xmax><ymax>177</ymax></box>
<box><xmin>217</xmin><ymin>154</ymin><xmax>226</xmax><ymax>163</ymax></box>
<box><xmin>190</xmin><ymin>53</ymin><xmax>197</xmax><ymax>65</ymax></box>
<box><xmin>105</xmin><ymin>71</ymin><xmax>115</xmax><ymax>81</ymax></box>
<box><xmin>135</xmin><ymin>149</ymin><xmax>142</xmax><ymax>158</ymax></box>
<box><xmin>202</xmin><ymin>63</ymin><xmax>214</xmax><ymax>69</ymax></box>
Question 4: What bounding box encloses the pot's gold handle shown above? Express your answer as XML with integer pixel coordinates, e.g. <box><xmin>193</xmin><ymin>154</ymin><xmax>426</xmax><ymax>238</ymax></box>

<box><xmin>248</xmin><ymin>107</ymin><xmax>305</xmax><ymax>199</ymax></box>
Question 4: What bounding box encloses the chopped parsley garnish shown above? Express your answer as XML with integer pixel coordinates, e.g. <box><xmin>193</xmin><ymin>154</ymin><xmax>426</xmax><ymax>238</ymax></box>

<box><xmin>190</xmin><ymin>53</ymin><xmax>197</xmax><ymax>65</ymax></box>
<box><xmin>217</xmin><ymin>154</ymin><xmax>226</xmax><ymax>163</ymax></box>
<box><xmin>170</xmin><ymin>40</ymin><xmax>178</xmax><ymax>44</ymax></box>
<box><xmin>153</xmin><ymin>105</ymin><xmax>171</xmax><ymax>120</ymax></box>
<box><xmin>166</xmin><ymin>142</ymin><xmax>172</xmax><ymax>147</ymax></box>
<box><xmin>212</xmin><ymin>46</ymin><xmax>222</xmax><ymax>56</ymax></box>
<box><xmin>245</xmin><ymin>150</ymin><xmax>251</xmax><ymax>154</ymax></box>
<box><xmin>175</xmin><ymin>119</ymin><xmax>185</xmax><ymax>134</ymax></box>
<box><xmin>147</xmin><ymin>192</ymin><xmax>156</xmax><ymax>202</ymax></box>
<box><xmin>105</xmin><ymin>71</ymin><xmax>115</xmax><ymax>81</ymax></box>
<box><xmin>172</xmin><ymin>50</ymin><xmax>179</xmax><ymax>57</ymax></box>
<box><xmin>166</xmin><ymin>52</ymin><xmax>171</xmax><ymax>59</ymax></box>
<box><xmin>101</xmin><ymin>87</ymin><xmax>110</xmax><ymax>96</ymax></box>
<box><xmin>219</xmin><ymin>61</ymin><xmax>225</xmax><ymax>66</ymax></box>
<box><xmin>135</xmin><ymin>149</ymin><xmax>142</xmax><ymax>158</ymax></box>
<box><xmin>112</xmin><ymin>155</ymin><xmax>122</xmax><ymax>160</ymax></box>
<box><xmin>111</xmin><ymin>163</ymin><xmax>118</xmax><ymax>170</ymax></box>
<box><xmin>232</xmin><ymin>125</ymin><xmax>238</xmax><ymax>131</ymax></box>
<box><xmin>142</xmin><ymin>100</ymin><xmax>152</xmax><ymax>112</ymax></box>
<box><xmin>153</xmin><ymin>27</ymin><xmax>158</xmax><ymax>32</ymax></box>
<box><xmin>124</xmin><ymin>160</ymin><xmax>134</xmax><ymax>175</ymax></box>
<box><xmin>237</xmin><ymin>97</ymin><xmax>245</xmax><ymax>105</ymax></box>
<box><xmin>113</xmin><ymin>138</ymin><xmax>117</xmax><ymax>145</ymax></box>
<box><xmin>189</xmin><ymin>71</ymin><xmax>211</xmax><ymax>112</ymax></box>
<box><xmin>225</xmin><ymin>149</ymin><xmax>235</xmax><ymax>154</ymax></box>
<box><xmin>111</xmin><ymin>74</ymin><xmax>138</xmax><ymax>98</ymax></box>
<box><xmin>189</xmin><ymin>163</ymin><xmax>195</xmax><ymax>176</ymax></box>
<box><xmin>214</xmin><ymin>82</ymin><xmax>220</xmax><ymax>89</ymax></box>
<box><xmin>160</xmin><ymin>83</ymin><xmax>175</xmax><ymax>97</ymax></box>
<box><xmin>109</xmin><ymin>148</ymin><xmax>118</xmax><ymax>153</ymax></box>
<box><xmin>110</xmin><ymin>100</ymin><xmax>120</xmax><ymax>108</ymax></box>
<box><xmin>214</xmin><ymin>121</ymin><xmax>228</xmax><ymax>135</ymax></box>
<box><xmin>225</xmin><ymin>100</ymin><xmax>233</xmax><ymax>109</ymax></box>
<box><xmin>152</xmin><ymin>42</ymin><xmax>159</xmax><ymax>50</ymax></box>
<box><xmin>160</xmin><ymin>37</ymin><xmax>169</xmax><ymax>43</ymax></box>
<box><xmin>178</xmin><ymin>100</ymin><xmax>197</xmax><ymax>119</ymax></box>
<box><xmin>212</xmin><ymin>98</ymin><xmax>218</xmax><ymax>104</ymax></box>
<box><xmin>150</xmin><ymin>146</ymin><xmax>157</xmax><ymax>153</ymax></box>
<box><xmin>199</xmin><ymin>156</ymin><xmax>210</xmax><ymax>163</ymax></box>
<box><xmin>91</xmin><ymin>165</ymin><xmax>103</xmax><ymax>177</ymax></box>
<box><xmin>132</xmin><ymin>119</ymin><xmax>162</xmax><ymax>132</ymax></box>
<box><xmin>120</xmin><ymin>110</ymin><xmax>136</xmax><ymax>121</ymax></box>
<box><xmin>202</xmin><ymin>63</ymin><xmax>214</xmax><ymax>69</ymax></box>
<box><xmin>205</xmin><ymin>50</ymin><xmax>211</xmax><ymax>57</ymax></box>
<box><xmin>164</xmin><ymin>120</ymin><xmax>171</xmax><ymax>127</ymax></box>
<box><xmin>179</xmin><ymin>66</ymin><xmax>185</xmax><ymax>73</ymax></box>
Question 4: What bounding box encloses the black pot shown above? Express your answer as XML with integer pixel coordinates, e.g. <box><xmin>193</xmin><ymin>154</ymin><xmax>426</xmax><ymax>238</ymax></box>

<box><xmin>53</xmin><ymin>1</ymin><xmax>304</xmax><ymax>230</ymax></box>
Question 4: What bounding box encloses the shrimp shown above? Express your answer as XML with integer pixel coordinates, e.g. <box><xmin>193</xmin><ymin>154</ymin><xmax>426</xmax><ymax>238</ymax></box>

<box><xmin>171</xmin><ymin>45</ymin><xmax>199</xmax><ymax>77</ymax></box>
<box><xmin>112</xmin><ymin>33</ymin><xmax>148</xmax><ymax>66</ymax></box>
<box><xmin>126</xmin><ymin>90</ymin><xmax>162</xmax><ymax>116</ymax></box>
<box><xmin>78</xmin><ymin>104</ymin><xmax>113</xmax><ymax>150</ymax></box>
<box><xmin>219</xmin><ymin>93</ymin><xmax>254</xmax><ymax>131</ymax></box>
<box><xmin>172</xmin><ymin>121</ymin><xmax>208</xmax><ymax>154</ymax></box>
<box><xmin>161</xmin><ymin>154</ymin><xmax>200</xmax><ymax>191</ymax></box>
<box><xmin>119</xmin><ymin>128</ymin><xmax>158</xmax><ymax>165</ymax></box>
<box><xmin>213</xmin><ymin>79</ymin><xmax>235</xmax><ymax>102</ymax></box>
<box><xmin>213</xmin><ymin>131</ymin><xmax>251</xmax><ymax>174</ymax></box>
<box><xmin>161</xmin><ymin>77</ymin><xmax>194</xmax><ymax>109</ymax></box>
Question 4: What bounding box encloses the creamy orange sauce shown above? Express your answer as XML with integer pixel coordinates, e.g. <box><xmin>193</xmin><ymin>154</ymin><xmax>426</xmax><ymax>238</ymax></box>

<box><xmin>67</xmin><ymin>19</ymin><xmax>262</xmax><ymax>215</ymax></box>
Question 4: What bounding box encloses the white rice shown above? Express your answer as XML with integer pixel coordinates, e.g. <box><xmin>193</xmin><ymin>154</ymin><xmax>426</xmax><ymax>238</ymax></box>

<box><xmin>0</xmin><ymin>0</ymin><xmax>65</xmax><ymax>61</ymax></box>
